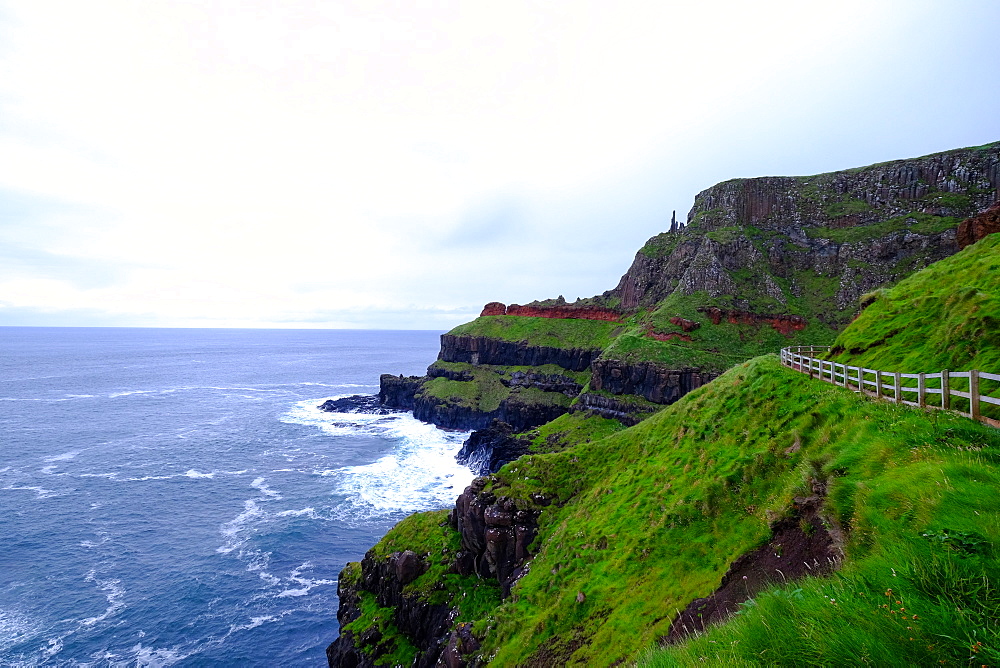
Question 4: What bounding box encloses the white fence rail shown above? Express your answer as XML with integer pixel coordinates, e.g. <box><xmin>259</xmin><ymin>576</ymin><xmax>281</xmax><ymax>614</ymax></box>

<box><xmin>780</xmin><ymin>346</ymin><xmax>1000</xmax><ymax>427</ymax></box>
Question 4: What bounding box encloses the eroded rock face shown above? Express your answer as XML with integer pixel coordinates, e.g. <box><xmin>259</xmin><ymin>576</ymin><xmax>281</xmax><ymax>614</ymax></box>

<box><xmin>666</xmin><ymin>488</ymin><xmax>843</xmax><ymax>642</ymax></box>
<box><xmin>456</xmin><ymin>420</ymin><xmax>531</xmax><ymax>475</ymax></box>
<box><xmin>326</xmin><ymin>550</ymin><xmax>445</xmax><ymax>668</ymax></box>
<box><xmin>439</xmin><ymin>334</ymin><xmax>598</xmax><ymax>372</ymax></box>
<box><xmin>697</xmin><ymin>307</ymin><xmax>807</xmax><ymax>335</ymax></box>
<box><xmin>569</xmin><ymin>393</ymin><xmax>661</xmax><ymax>426</ymax></box>
<box><xmin>448</xmin><ymin>478</ymin><xmax>542</xmax><ymax>597</ymax></box>
<box><xmin>957</xmin><ymin>200</ymin><xmax>1000</xmax><ymax>249</ymax></box>
<box><xmin>590</xmin><ymin>360</ymin><xmax>718</xmax><ymax>405</ymax></box>
<box><xmin>378</xmin><ymin>374</ymin><xmax>423</xmax><ymax>410</ymax></box>
<box><xmin>612</xmin><ymin>145</ymin><xmax>1000</xmax><ymax>319</ymax></box>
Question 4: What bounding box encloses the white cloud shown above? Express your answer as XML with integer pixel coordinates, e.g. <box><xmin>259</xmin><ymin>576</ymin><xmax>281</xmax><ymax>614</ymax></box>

<box><xmin>0</xmin><ymin>0</ymin><xmax>997</xmax><ymax>328</ymax></box>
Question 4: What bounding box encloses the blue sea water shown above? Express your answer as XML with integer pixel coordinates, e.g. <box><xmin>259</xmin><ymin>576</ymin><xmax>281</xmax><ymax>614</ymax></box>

<box><xmin>0</xmin><ymin>327</ymin><xmax>474</xmax><ymax>666</ymax></box>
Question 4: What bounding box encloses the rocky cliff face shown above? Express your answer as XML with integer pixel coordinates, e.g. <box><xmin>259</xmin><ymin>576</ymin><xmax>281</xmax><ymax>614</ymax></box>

<box><xmin>327</xmin><ymin>477</ymin><xmax>545</xmax><ymax>667</ymax></box>
<box><xmin>958</xmin><ymin>200</ymin><xmax>1000</xmax><ymax>249</ymax></box>
<box><xmin>612</xmin><ymin>143</ymin><xmax>1000</xmax><ymax>321</ymax></box>
<box><xmin>590</xmin><ymin>360</ymin><xmax>717</xmax><ymax>404</ymax></box>
<box><xmin>438</xmin><ymin>334</ymin><xmax>599</xmax><ymax>372</ymax></box>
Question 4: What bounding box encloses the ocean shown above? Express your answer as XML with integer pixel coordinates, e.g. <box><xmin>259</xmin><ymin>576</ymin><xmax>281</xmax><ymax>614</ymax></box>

<box><xmin>0</xmin><ymin>327</ymin><xmax>474</xmax><ymax>666</ymax></box>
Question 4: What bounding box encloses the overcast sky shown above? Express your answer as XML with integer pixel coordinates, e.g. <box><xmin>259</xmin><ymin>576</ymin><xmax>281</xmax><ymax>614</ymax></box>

<box><xmin>0</xmin><ymin>0</ymin><xmax>997</xmax><ymax>330</ymax></box>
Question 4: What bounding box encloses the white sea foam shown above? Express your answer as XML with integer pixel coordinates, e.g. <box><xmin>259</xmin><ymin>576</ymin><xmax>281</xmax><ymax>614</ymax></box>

<box><xmin>43</xmin><ymin>451</ymin><xmax>80</xmax><ymax>462</ymax></box>
<box><xmin>81</xmin><ymin>572</ymin><xmax>126</xmax><ymax>627</ymax></box>
<box><xmin>183</xmin><ymin>469</ymin><xmax>215</xmax><ymax>479</ymax></box>
<box><xmin>282</xmin><ymin>396</ymin><xmax>474</xmax><ymax>520</ymax></box>
<box><xmin>130</xmin><ymin>642</ymin><xmax>189</xmax><ymax>667</ymax></box>
<box><xmin>275</xmin><ymin>562</ymin><xmax>335</xmax><ymax>598</ymax></box>
<box><xmin>4</xmin><ymin>485</ymin><xmax>59</xmax><ymax>499</ymax></box>
<box><xmin>80</xmin><ymin>531</ymin><xmax>111</xmax><ymax>548</ymax></box>
<box><xmin>0</xmin><ymin>608</ymin><xmax>42</xmax><ymax>652</ymax></box>
<box><xmin>275</xmin><ymin>507</ymin><xmax>316</xmax><ymax>518</ymax></box>
<box><xmin>280</xmin><ymin>395</ymin><xmax>408</xmax><ymax>437</ymax></box>
<box><xmin>251</xmin><ymin>476</ymin><xmax>282</xmax><ymax>500</ymax></box>
<box><xmin>327</xmin><ymin>413</ymin><xmax>474</xmax><ymax>518</ymax></box>
<box><xmin>217</xmin><ymin>499</ymin><xmax>265</xmax><ymax>554</ymax></box>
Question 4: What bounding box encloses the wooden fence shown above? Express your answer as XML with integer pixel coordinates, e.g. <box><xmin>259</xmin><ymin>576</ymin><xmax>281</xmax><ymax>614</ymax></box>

<box><xmin>780</xmin><ymin>346</ymin><xmax>1000</xmax><ymax>427</ymax></box>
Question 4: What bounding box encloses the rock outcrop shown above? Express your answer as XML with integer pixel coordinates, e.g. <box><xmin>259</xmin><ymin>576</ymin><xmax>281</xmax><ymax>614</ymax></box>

<box><xmin>957</xmin><ymin>200</ymin><xmax>1000</xmax><ymax>249</ymax></box>
<box><xmin>448</xmin><ymin>477</ymin><xmax>543</xmax><ymax>598</ymax></box>
<box><xmin>590</xmin><ymin>360</ymin><xmax>717</xmax><ymax>405</ymax></box>
<box><xmin>570</xmin><ymin>392</ymin><xmax>661</xmax><ymax>426</ymax></box>
<box><xmin>327</xmin><ymin>477</ymin><xmax>545</xmax><ymax>667</ymax></box>
<box><xmin>455</xmin><ymin>420</ymin><xmax>531</xmax><ymax>475</ymax></box>
<box><xmin>697</xmin><ymin>307</ymin><xmax>808</xmax><ymax>335</ymax></box>
<box><xmin>439</xmin><ymin>334</ymin><xmax>598</xmax><ymax>372</ymax></box>
<box><xmin>612</xmin><ymin>144</ymin><xmax>1000</xmax><ymax>320</ymax></box>
<box><xmin>326</xmin><ymin>550</ymin><xmax>449</xmax><ymax>668</ymax></box>
<box><xmin>378</xmin><ymin>374</ymin><xmax>422</xmax><ymax>410</ymax></box>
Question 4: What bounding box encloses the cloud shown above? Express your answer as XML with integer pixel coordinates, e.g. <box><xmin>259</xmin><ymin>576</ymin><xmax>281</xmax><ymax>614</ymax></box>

<box><xmin>0</xmin><ymin>0</ymin><xmax>997</xmax><ymax>328</ymax></box>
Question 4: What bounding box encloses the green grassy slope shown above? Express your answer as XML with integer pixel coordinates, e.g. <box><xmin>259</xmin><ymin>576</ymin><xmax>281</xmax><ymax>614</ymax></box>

<box><xmin>829</xmin><ymin>233</ymin><xmax>1000</xmax><ymax>372</ymax></box>
<box><xmin>348</xmin><ymin>355</ymin><xmax>1000</xmax><ymax>666</ymax></box>
<box><xmin>448</xmin><ymin>315</ymin><xmax>623</xmax><ymax>350</ymax></box>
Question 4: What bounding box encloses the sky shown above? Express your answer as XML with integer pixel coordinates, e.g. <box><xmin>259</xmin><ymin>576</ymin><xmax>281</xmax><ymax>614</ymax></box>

<box><xmin>0</xmin><ymin>0</ymin><xmax>997</xmax><ymax>330</ymax></box>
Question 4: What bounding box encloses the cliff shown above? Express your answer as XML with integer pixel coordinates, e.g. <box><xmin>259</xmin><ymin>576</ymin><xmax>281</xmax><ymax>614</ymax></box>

<box><xmin>329</xmin><ymin>141</ymin><xmax>1000</xmax><ymax>666</ymax></box>
<box><xmin>333</xmin><ymin>353</ymin><xmax>1000</xmax><ymax>666</ymax></box>
<box><xmin>376</xmin><ymin>142</ymin><xmax>1000</xmax><ymax>434</ymax></box>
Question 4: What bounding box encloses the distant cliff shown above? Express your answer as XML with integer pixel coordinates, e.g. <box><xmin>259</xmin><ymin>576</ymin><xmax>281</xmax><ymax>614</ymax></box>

<box><xmin>611</xmin><ymin>143</ymin><xmax>999</xmax><ymax>321</ymax></box>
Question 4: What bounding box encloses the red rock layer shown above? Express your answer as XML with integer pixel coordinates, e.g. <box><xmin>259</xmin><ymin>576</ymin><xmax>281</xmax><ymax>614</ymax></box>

<box><xmin>479</xmin><ymin>302</ymin><xmax>622</xmax><ymax>322</ymax></box>
<box><xmin>669</xmin><ymin>316</ymin><xmax>701</xmax><ymax>332</ymax></box>
<box><xmin>957</xmin><ymin>200</ymin><xmax>1000</xmax><ymax>249</ymax></box>
<box><xmin>647</xmin><ymin>331</ymin><xmax>692</xmax><ymax>343</ymax></box>
<box><xmin>697</xmin><ymin>307</ymin><xmax>807</xmax><ymax>336</ymax></box>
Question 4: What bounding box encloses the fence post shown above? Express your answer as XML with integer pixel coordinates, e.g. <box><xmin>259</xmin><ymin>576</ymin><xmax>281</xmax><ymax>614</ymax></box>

<box><xmin>876</xmin><ymin>370</ymin><xmax>883</xmax><ymax>399</ymax></box>
<box><xmin>941</xmin><ymin>370</ymin><xmax>950</xmax><ymax>410</ymax></box>
<box><xmin>894</xmin><ymin>372</ymin><xmax>901</xmax><ymax>404</ymax></box>
<box><xmin>918</xmin><ymin>373</ymin><xmax>926</xmax><ymax>408</ymax></box>
<box><xmin>971</xmin><ymin>369</ymin><xmax>980</xmax><ymax>420</ymax></box>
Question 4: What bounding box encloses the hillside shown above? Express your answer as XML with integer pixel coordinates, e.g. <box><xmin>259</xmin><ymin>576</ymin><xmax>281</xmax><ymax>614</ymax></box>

<box><xmin>327</xmin><ymin>142</ymin><xmax>1000</xmax><ymax>666</ymax></box>
<box><xmin>330</xmin><ymin>352</ymin><xmax>1000</xmax><ymax>666</ymax></box>
<box><xmin>829</xmin><ymin>231</ymin><xmax>1000</xmax><ymax>373</ymax></box>
<box><xmin>379</xmin><ymin>142</ymin><xmax>1000</xmax><ymax>438</ymax></box>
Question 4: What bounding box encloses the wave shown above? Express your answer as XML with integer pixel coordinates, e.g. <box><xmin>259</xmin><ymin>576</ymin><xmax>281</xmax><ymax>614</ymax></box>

<box><xmin>80</xmin><ymin>571</ymin><xmax>126</xmax><ymax>627</ymax></box>
<box><xmin>282</xmin><ymin>396</ymin><xmax>475</xmax><ymax>521</ymax></box>
<box><xmin>0</xmin><ymin>608</ymin><xmax>42</xmax><ymax>653</ymax></box>
<box><xmin>275</xmin><ymin>562</ymin><xmax>335</xmax><ymax>598</ymax></box>
<box><xmin>43</xmin><ymin>450</ymin><xmax>80</xmax><ymax>462</ymax></box>
<box><xmin>3</xmin><ymin>484</ymin><xmax>59</xmax><ymax>499</ymax></box>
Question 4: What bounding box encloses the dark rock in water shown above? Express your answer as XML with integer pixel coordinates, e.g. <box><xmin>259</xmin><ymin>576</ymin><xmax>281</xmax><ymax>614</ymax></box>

<box><xmin>456</xmin><ymin>420</ymin><xmax>530</xmax><ymax>475</ymax></box>
<box><xmin>378</xmin><ymin>374</ymin><xmax>423</xmax><ymax>410</ymax></box>
<box><xmin>317</xmin><ymin>394</ymin><xmax>401</xmax><ymax>415</ymax></box>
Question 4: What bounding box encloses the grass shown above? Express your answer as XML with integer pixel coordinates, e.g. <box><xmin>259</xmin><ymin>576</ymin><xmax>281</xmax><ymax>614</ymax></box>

<box><xmin>828</xmin><ymin>233</ymin><xmax>1000</xmax><ymax>373</ymax></box>
<box><xmin>804</xmin><ymin>212</ymin><xmax>962</xmax><ymax>245</ymax></box>
<box><xmin>598</xmin><ymin>291</ymin><xmax>838</xmax><ymax>373</ymax></box>
<box><xmin>342</xmin><ymin>354</ymin><xmax>1000</xmax><ymax>665</ymax></box>
<box><xmin>448</xmin><ymin>315</ymin><xmax>621</xmax><ymax>350</ymax></box>
<box><xmin>523</xmin><ymin>411</ymin><xmax>628</xmax><ymax>455</ymax></box>
<box><xmin>478</xmin><ymin>356</ymin><xmax>1000</xmax><ymax>666</ymax></box>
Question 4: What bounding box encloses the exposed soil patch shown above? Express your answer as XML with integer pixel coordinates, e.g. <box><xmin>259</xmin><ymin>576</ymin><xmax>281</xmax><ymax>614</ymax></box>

<box><xmin>666</xmin><ymin>490</ymin><xmax>843</xmax><ymax>642</ymax></box>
